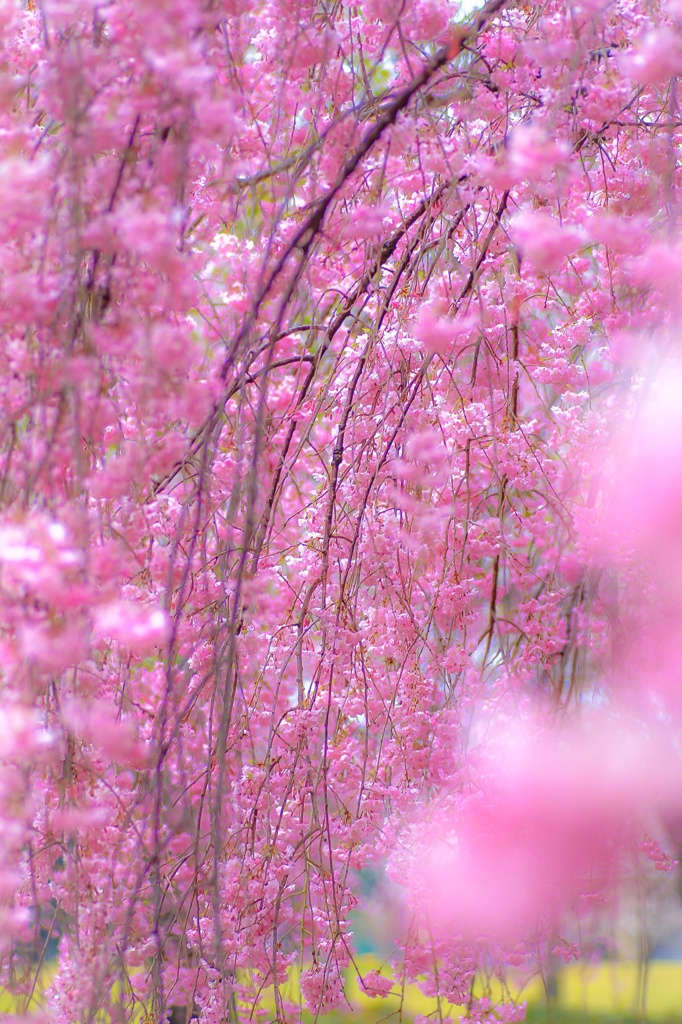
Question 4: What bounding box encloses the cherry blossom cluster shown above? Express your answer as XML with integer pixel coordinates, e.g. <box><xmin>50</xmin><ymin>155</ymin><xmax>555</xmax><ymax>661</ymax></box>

<box><xmin>0</xmin><ymin>0</ymin><xmax>681</xmax><ymax>1021</ymax></box>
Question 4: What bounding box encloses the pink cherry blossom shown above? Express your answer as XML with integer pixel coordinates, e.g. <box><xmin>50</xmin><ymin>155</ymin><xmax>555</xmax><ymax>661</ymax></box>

<box><xmin>403</xmin><ymin>717</ymin><xmax>677</xmax><ymax>944</ymax></box>
<box><xmin>506</xmin><ymin>125</ymin><xmax>571</xmax><ymax>183</ymax></box>
<box><xmin>93</xmin><ymin>601</ymin><xmax>170</xmax><ymax>653</ymax></box>
<box><xmin>0</xmin><ymin>0</ymin><xmax>679</xmax><ymax>1020</ymax></box>
<box><xmin>623</xmin><ymin>28</ymin><xmax>682</xmax><ymax>84</ymax></box>
<box><xmin>361</xmin><ymin>969</ymin><xmax>394</xmax><ymax>998</ymax></box>
<box><xmin>509</xmin><ymin>208</ymin><xmax>583</xmax><ymax>272</ymax></box>
<box><xmin>412</xmin><ymin>305</ymin><xmax>479</xmax><ymax>355</ymax></box>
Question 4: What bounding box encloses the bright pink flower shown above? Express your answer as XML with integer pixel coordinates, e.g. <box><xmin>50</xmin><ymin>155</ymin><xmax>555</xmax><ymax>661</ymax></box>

<box><xmin>300</xmin><ymin>965</ymin><xmax>344</xmax><ymax>1014</ymax></box>
<box><xmin>361</xmin><ymin>970</ymin><xmax>394</xmax><ymax>998</ymax></box>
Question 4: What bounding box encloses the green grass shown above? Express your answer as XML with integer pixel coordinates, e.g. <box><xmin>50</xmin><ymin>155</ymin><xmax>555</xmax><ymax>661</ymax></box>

<box><xmin>6</xmin><ymin>955</ymin><xmax>682</xmax><ymax>1023</ymax></box>
<box><xmin>304</xmin><ymin>958</ymin><xmax>682</xmax><ymax>1024</ymax></box>
<box><xmin>526</xmin><ymin>1010</ymin><xmax>682</xmax><ymax>1024</ymax></box>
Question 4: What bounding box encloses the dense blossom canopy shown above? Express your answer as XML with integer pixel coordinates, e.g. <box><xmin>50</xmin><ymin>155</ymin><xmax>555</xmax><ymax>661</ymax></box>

<box><xmin>1</xmin><ymin>0</ymin><xmax>682</xmax><ymax>1021</ymax></box>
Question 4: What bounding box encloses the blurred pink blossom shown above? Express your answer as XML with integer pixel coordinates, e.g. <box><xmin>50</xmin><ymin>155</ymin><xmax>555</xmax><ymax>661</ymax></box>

<box><xmin>507</xmin><ymin>125</ymin><xmax>570</xmax><ymax>182</ymax></box>
<box><xmin>61</xmin><ymin>698</ymin><xmax>149</xmax><ymax>769</ymax></box>
<box><xmin>93</xmin><ymin>600</ymin><xmax>170</xmax><ymax>652</ymax></box>
<box><xmin>623</xmin><ymin>28</ymin><xmax>682</xmax><ymax>84</ymax></box>
<box><xmin>404</xmin><ymin>718</ymin><xmax>676</xmax><ymax>943</ymax></box>
<box><xmin>510</xmin><ymin>209</ymin><xmax>583</xmax><ymax>272</ymax></box>
<box><xmin>412</xmin><ymin>305</ymin><xmax>478</xmax><ymax>355</ymax></box>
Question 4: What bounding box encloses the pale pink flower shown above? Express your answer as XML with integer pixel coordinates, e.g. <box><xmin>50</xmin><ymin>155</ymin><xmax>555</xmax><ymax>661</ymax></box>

<box><xmin>507</xmin><ymin>125</ymin><xmax>570</xmax><ymax>182</ymax></box>
<box><xmin>608</xmin><ymin>358</ymin><xmax>682</xmax><ymax>550</ymax></box>
<box><xmin>52</xmin><ymin>806</ymin><xmax>109</xmax><ymax>833</ymax></box>
<box><xmin>406</xmin><ymin>718</ymin><xmax>675</xmax><ymax>943</ymax></box>
<box><xmin>623</xmin><ymin>28</ymin><xmax>682</xmax><ymax>84</ymax></box>
<box><xmin>0</xmin><ymin>704</ymin><xmax>56</xmax><ymax>763</ymax></box>
<box><xmin>61</xmin><ymin>698</ymin><xmax>148</xmax><ymax>769</ymax></box>
<box><xmin>0</xmin><ymin>525</ymin><xmax>41</xmax><ymax>565</ymax></box>
<box><xmin>93</xmin><ymin>600</ymin><xmax>170</xmax><ymax>652</ymax></box>
<box><xmin>19</xmin><ymin>621</ymin><xmax>88</xmax><ymax>674</ymax></box>
<box><xmin>412</xmin><ymin>305</ymin><xmax>478</xmax><ymax>355</ymax></box>
<box><xmin>340</xmin><ymin>203</ymin><xmax>391</xmax><ymax>240</ymax></box>
<box><xmin>510</xmin><ymin>209</ymin><xmax>583</xmax><ymax>272</ymax></box>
